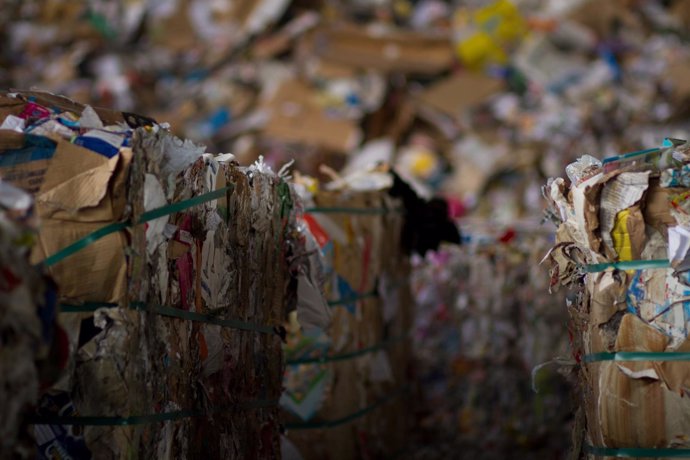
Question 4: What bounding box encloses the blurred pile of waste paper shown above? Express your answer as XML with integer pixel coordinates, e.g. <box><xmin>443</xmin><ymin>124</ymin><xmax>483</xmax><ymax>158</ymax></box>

<box><xmin>404</xmin><ymin>222</ymin><xmax>572</xmax><ymax>459</ymax></box>
<box><xmin>3</xmin><ymin>0</ymin><xmax>690</xmax><ymax>221</ymax></box>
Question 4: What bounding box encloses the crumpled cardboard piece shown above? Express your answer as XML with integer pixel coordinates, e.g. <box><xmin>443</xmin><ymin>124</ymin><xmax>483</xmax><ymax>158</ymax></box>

<box><xmin>261</xmin><ymin>79</ymin><xmax>362</xmax><ymax>154</ymax></box>
<box><xmin>568</xmin><ymin>0</ymin><xmax>642</xmax><ymax>38</ymax></box>
<box><xmin>643</xmin><ymin>182</ymin><xmax>679</xmax><ymax>235</ymax></box>
<box><xmin>588</xmin><ymin>314</ymin><xmax>690</xmax><ymax>449</ymax></box>
<box><xmin>0</xmin><ymin>130</ymin><xmax>133</xmax><ymax>303</ymax></box>
<box><xmin>414</xmin><ymin>72</ymin><xmax>503</xmax><ymax>121</ymax></box>
<box><xmin>664</xmin><ymin>59</ymin><xmax>690</xmax><ymax>106</ymax></box>
<box><xmin>31</xmin><ymin>220</ymin><xmax>128</xmax><ymax>303</ymax></box>
<box><xmin>10</xmin><ymin>90</ymin><xmax>124</xmax><ymax>126</ymax></box>
<box><xmin>35</xmin><ymin>141</ymin><xmax>131</xmax><ymax>221</ymax></box>
<box><xmin>0</xmin><ymin>94</ymin><xmax>26</xmax><ymax>121</ymax></box>
<box><xmin>588</xmin><ymin>271</ymin><xmax>628</xmax><ymax>327</ymax></box>
<box><xmin>306</xmin><ymin>23</ymin><xmax>454</xmax><ymax>76</ymax></box>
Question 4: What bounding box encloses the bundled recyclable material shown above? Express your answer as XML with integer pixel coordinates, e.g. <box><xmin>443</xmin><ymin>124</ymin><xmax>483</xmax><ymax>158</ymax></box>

<box><xmin>0</xmin><ymin>91</ymin><xmax>294</xmax><ymax>458</ymax></box>
<box><xmin>280</xmin><ymin>172</ymin><xmax>414</xmax><ymax>459</ymax></box>
<box><xmin>406</xmin><ymin>227</ymin><xmax>572</xmax><ymax>459</ymax></box>
<box><xmin>545</xmin><ymin>139</ymin><xmax>690</xmax><ymax>459</ymax></box>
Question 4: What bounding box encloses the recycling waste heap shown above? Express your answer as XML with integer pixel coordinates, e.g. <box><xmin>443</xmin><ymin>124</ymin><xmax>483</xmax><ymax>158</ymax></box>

<box><xmin>408</xmin><ymin>225</ymin><xmax>571</xmax><ymax>459</ymax></box>
<box><xmin>545</xmin><ymin>140</ymin><xmax>690</xmax><ymax>459</ymax></box>
<box><xmin>0</xmin><ymin>91</ymin><xmax>432</xmax><ymax>459</ymax></box>
<box><xmin>0</xmin><ymin>90</ymin><xmax>297</xmax><ymax>459</ymax></box>
<box><xmin>280</xmin><ymin>174</ymin><xmax>413</xmax><ymax>459</ymax></box>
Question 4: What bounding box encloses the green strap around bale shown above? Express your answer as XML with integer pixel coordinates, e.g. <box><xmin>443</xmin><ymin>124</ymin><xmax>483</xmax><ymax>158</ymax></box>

<box><xmin>42</xmin><ymin>185</ymin><xmax>233</xmax><ymax>267</ymax></box>
<box><xmin>284</xmin><ymin>385</ymin><xmax>409</xmax><ymax>430</ymax></box>
<box><xmin>60</xmin><ymin>301</ymin><xmax>276</xmax><ymax>335</ymax></box>
<box><xmin>585</xmin><ymin>259</ymin><xmax>670</xmax><ymax>273</ymax></box>
<box><xmin>601</xmin><ymin>147</ymin><xmax>661</xmax><ymax>166</ymax></box>
<box><xmin>327</xmin><ymin>290</ymin><xmax>378</xmax><ymax>307</ymax></box>
<box><xmin>27</xmin><ymin>399</ymin><xmax>278</xmax><ymax>426</ymax></box>
<box><xmin>586</xmin><ymin>445</ymin><xmax>690</xmax><ymax>458</ymax></box>
<box><xmin>285</xmin><ymin>336</ymin><xmax>404</xmax><ymax>365</ymax></box>
<box><xmin>584</xmin><ymin>352</ymin><xmax>690</xmax><ymax>363</ymax></box>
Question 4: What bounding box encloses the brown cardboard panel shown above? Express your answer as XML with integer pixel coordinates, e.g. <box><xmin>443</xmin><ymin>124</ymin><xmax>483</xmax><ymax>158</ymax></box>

<box><xmin>643</xmin><ymin>183</ymin><xmax>678</xmax><ymax>235</ymax></box>
<box><xmin>614</xmin><ymin>314</ymin><xmax>669</xmax><ymax>352</ymax></box>
<box><xmin>310</xmin><ymin>23</ymin><xmax>454</xmax><ymax>75</ymax></box>
<box><xmin>35</xmin><ymin>141</ymin><xmax>131</xmax><ymax>221</ymax></box>
<box><xmin>10</xmin><ymin>90</ymin><xmax>124</xmax><ymax>125</ymax></box>
<box><xmin>31</xmin><ymin>220</ymin><xmax>128</xmax><ymax>303</ymax></box>
<box><xmin>665</xmin><ymin>59</ymin><xmax>690</xmax><ymax>102</ymax></box>
<box><xmin>0</xmin><ymin>130</ymin><xmax>26</xmax><ymax>150</ymax></box>
<box><xmin>0</xmin><ymin>156</ymin><xmax>52</xmax><ymax>194</ymax></box>
<box><xmin>0</xmin><ymin>95</ymin><xmax>26</xmax><ymax>121</ymax></box>
<box><xmin>586</xmin><ymin>315</ymin><xmax>690</xmax><ymax>449</ymax></box>
<box><xmin>262</xmin><ymin>79</ymin><xmax>362</xmax><ymax>154</ymax></box>
<box><xmin>672</xmin><ymin>0</ymin><xmax>690</xmax><ymax>30</ymax></box>
<box><xmin>0</xmin><ymin>133</ymin><xmax>58</xmax><ymax>194</ymax></box>
<box><xmin>568</xmin><ymin>0</ymin><xmax>641</xmax><ymax>38</ymax></box>
<box><xmin>657</xmin><ymin>339</ymin><xmax>690</xmax><ymax>392</ymax></box>
<box><xmin>0</xmin><ymin>135</ymin><xmax>131</xmax><ymax>221</ymax></box>
<box><xmin>597</xmin><ymin>360</ymin><xmax>667</xmax><ymax>447</ymax></box>
<box><xmin>583</xmin><ymin>177</ymin><xmax>603</xmax><ymax>254</ymax></box>
<box><xmin>415</xmin><ymin>72</ymin><xmax>503</xmax><ymax>120</ymax></box>
<box><xmin>589</xmin><ymin>273</ymin><xmax>628</xmax><ymax>327</ymax></box>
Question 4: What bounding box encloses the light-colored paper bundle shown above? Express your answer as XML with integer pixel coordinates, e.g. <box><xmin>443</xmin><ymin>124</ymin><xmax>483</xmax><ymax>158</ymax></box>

<box><xmin>545</xmin><ymin>141</ymin><xmax>690</xmax><ymax>459</ymax></box>
<box><xmin>281</xmin><ymin>186</ymin><xmax>412</xmax><ymax>460</ymax></box>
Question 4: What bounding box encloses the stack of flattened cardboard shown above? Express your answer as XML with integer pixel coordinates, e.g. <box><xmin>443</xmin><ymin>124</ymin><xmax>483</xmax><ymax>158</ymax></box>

<box><xmin>281</xmin><ymin>187</ymin><xmax>412</xmax><ymax>459</ymax></box>
<box><xmin>0</xmin><ymin>92</ymin><xmax>294</xmax><ymax>458</ymax></box>
<box><xmin>544</xmin><ymin>141</ymin><xmax>690</xmax><ymax>459</ymax></box>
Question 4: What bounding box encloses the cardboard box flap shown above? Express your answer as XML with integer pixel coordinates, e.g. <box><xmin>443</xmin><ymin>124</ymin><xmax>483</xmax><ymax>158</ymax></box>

<box><xmin>656</xmin><ymin>338</ymin><xmax>690</xmax><ymax>392</ymax></box>
<box><xmin>415</xmin><ymin>72</ymin><xmax>503</xmax><ymax>119</ymax></box>
<box><xmin>0</xmin><ymin>134</ymin><xmax>57</xmax><ymax>194</ymax></box>
<box><xmin>0</xmin><ymin>95</ymin><xmax>26</xmax><ymax>121</ymax></box>
<box><xmin>0</xmin><ymin>130</ymin><xmax>28</xmax><ymax>150</ymax></box>
<box><xmin>311</xmin><ymin>23</ymin><xmax>454</xmax><ymax>75</ymax></box>
<box><xmin>664</xmin><ymin>59</ymin><xmax>690</xmax><ymax>100</ymax></box>
<box><xmin>615</xmin><ymin>313</ymin><xmax>669</xmax><ymax>352</ymax></box>
<box><xmin>262</xmin><ymin>79</ymin><xmax>362</xmax><ymax>153</ymax></box>
<box><xmin>35</xmin><ymin>140</ymin><xmax>121</xmax><ymax>218</ymax></box>
<box><xmin>30</xmin><ymin>220</ymin><xmax>128</xmax><ymax>303</ymax></box>
<box><xmin>568</xmin><ymin>0</ymin><xmax>641</xmax><ymax>38</ymax></box>
<box><xmin>643</xmin><ymin>182</ymin><xmax>678</xmax><ymax>235</ymax></box>
<box><xmin>589</xmin><ymin>272</ymin><xmax>629</xmax><ymax>326</ymax></box>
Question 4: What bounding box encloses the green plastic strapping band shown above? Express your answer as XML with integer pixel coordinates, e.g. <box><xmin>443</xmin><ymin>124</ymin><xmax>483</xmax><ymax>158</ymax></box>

<box><xmin>27</xmin><ymin>399</ymin><xmax>278</xmax><ymax>426</ymax></box>
<box><xmin>42</xmin><ymin>186</ymin><xmax>233</xmax><ymax>268</ymax></box>
<box><xmin>584</xmin><ymin>352</ymin><xmax>690</xmax><ymax>363</ymax></box>
<box><xmin>60</xmin><ymin>301</ymin><xmax>276</xmax><ymax>335</ymax></box>
<box><xmin>602</xmin><ymin>147</ymin><xmax>661</xmax><ymax>165</ymax></box>
<box><xmin>286</xmin><ymin>336</ymin><xmax>404</xmax><ymax>365</ymax></box>
<box><xmin>585</xmin><ymin>259</ymin><xmax>670</xmax><ymax>273</ymax></box>
<box><xmin>327</xmin><ymin>290</ymin><xmax>378</xmax><ymax>307</ymax></box>
<box><xmin>586</xmin><ymin>445</ymin><xmax>690</xmax><ymax>458</ymax></box>
<box><xmin>285</xmin><ymin>385</ymin><xmax>409</xmax><ymax>430</ymax></box>
<box><xmin>305</xmin><ymin>207</ymin><xmax>401</xmax><ymax>215</ymax></box>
